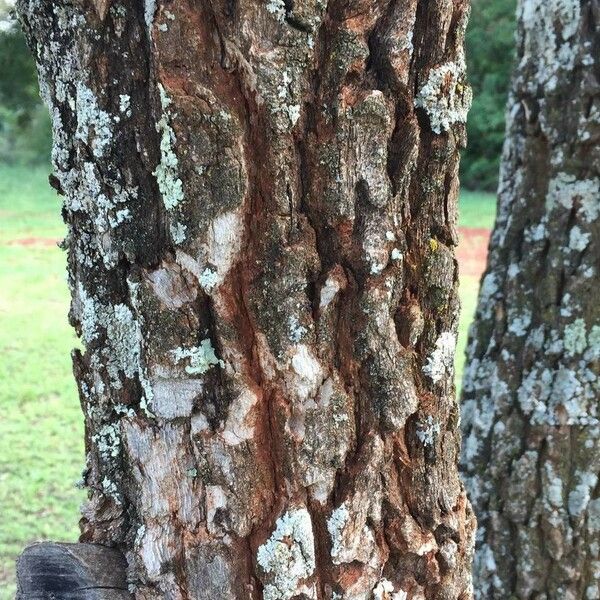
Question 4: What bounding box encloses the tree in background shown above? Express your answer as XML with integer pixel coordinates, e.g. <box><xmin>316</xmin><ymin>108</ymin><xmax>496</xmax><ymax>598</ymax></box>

<box><xmin>18</xmin><ymin>0</ymin><xmax>475</xmax><ymax>597</ymax></box>
<box><xmin>0</xmin><ymin>0</ymin><xmax>50</xmax><ymax>163</ymax></box>
<box><xmin>461</xmin><ymin>0</ymin><xmax>516</xmax><ymax>191</ymax></box>
<box><xmin>462</xmin><ymin>0</ymin><xmax>600</xmax><ymax>597</ymax></box>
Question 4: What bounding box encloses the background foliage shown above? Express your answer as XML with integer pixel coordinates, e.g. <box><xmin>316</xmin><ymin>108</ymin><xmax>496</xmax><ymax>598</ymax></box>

<box><xmin>0</xmin><ymin>10</ymin><xmax>51</xmax><ymax>164</ymax></box>
<box><xmin>461</xmin><ymin>0</ymin><xmax>517</xmax><ymax>191</ymax></box>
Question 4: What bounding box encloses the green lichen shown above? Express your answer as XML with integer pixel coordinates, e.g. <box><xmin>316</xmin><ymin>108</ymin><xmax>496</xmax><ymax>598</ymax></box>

<box><xmin>172</xmin><ymin>339</ymin><xmax>223</xmax><ymax>375</ymax></box>
<box><xmin>154</xmin><ymin>85</ymin><xmax>184</xmax><ymax>211</ymax></box>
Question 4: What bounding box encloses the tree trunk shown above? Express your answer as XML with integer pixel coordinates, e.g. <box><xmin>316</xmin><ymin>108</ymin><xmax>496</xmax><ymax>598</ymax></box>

<box><xmin>461</xmin><ymin>1</ymin><xmax>600</xmax><ymax>598</ymax></box>
<box><xmin>18</xmin><ymin>0</ymin><xmax>475</xmax><ymax>597</ymax></box>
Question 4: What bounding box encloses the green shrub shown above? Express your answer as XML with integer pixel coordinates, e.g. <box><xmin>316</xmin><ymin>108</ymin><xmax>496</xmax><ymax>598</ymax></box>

<box><xmin>0</xmin><ymin>27</ymin><xmax>51</xmax><ymax>164</ymax></box>
<box><xmin>461</xmin><ymin>0</ymin><xmax>517</xmax><ymax>192</ymax></box>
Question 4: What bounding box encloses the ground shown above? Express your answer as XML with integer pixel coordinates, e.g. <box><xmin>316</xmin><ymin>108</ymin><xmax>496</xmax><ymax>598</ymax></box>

<box><xmin>0</xmin><ymin>165</ymin><xmax>496</xmax><ymax>598</ymax></box>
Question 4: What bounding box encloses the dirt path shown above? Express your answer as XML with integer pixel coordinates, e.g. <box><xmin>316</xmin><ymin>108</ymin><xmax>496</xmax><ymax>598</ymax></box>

<box><xmin>5</xmin><ymin>237</ymin><xmax>59</xmax><ymax>248</ymax></box>
<box><xmin>457</xmin><ymin>227</ymin><xmax>490</xmax><ymax>279</ymax></box>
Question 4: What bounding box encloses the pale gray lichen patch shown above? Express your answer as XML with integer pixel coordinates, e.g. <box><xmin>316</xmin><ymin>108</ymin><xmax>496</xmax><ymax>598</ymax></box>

<box><xmin>524</xmin><ymin>222</ymin><xmax>546</xmax><ymax>243</ymax></box>
<box><xmin>363</xmin><ymin>225</ymin><xmax>392</xmax><ymax>275</ymax></box>
<box><xmin>154</xmin><ymin>85</ymin><xmax>184</xmax><ymax>211</ymax></box>
<box><xmin>75</xmin><ymin>82</ymin><xmax>113</xmax><ymax>158</ymax></box>
<box><xmin>416</xmin><ymin>415</ymin><xmax>440</xmax><ymax>447</ymax></box>
<box><xmin>476</xmin><ymin>272</ymin><xmax>500</xmax><ymax>320</ymax></box>
<box><xmin>568</xmin><ymin>471</ymin><xmax>598</xmax><ymax>517</ymax></box>
<box><xmin>101</xmin><ymin>477</ymin><xmax>121</xmax><ymax>503</ymax></box>
<box><xmin>144</xmin><ymin>0</ymin><xmax>156</xmax><ymax>28</ymax></box>
<box><xmin>519</xmin><ymin>0</ymin><xmax>581</xmax><ymax>91</ymax></box>
<box><xmin>170</xmin><ymin>222</ymin><xmax>187</xmax><ymax>244</ymax></box>
<box><xmin>373</xmin><ymin>579</ymin><xmax>407</xmax><ymax>600</ymax></box>
<box><xmin>265</xmin><ymin>0</ymin><xmax>286</xmax><ymax>23</ymax></box>
<box><xmin>288</xmin><ymin>315</ymin><xmax>307</xmax><ymax>344</ymax></box>
<box><xmin>273</xmin><ymin>70</ymin><xmax>302</xmax><ymax>129</ymax></box>
<box><xmin>414</xmin><ymin>60</ymin><xmax>472</xmax><ymax>134</ymax></box>
<box><xmin>391</xmin><ymin>248</ymin><xmax>402</xmax><ymax>261</ymax></box>
<box><xmin>48</xmin><ymin>105</ymin><xmax>70</xmax><ymax>170</ymax></box>
<box><xmin>287</xmin><ymin>104</ymin><xmax>301</xmax><ymax>125</ymax></box>
<box><xmin>119</xmin><ymin>94</ymin><xmax>131</xmax><ymax>116</ymax></box>
<box><xmin>422</xmin><ymin>331</ymin><xmax>456</xmax><ymax>383</ymax></box>
<box><xmin>517</xmin><ymin>361</ymin><xmax>599</xmax><ymax>426</ymax></box>
<box><xmin>472</xmin><ymin>543</ymin><xmax>500</xmax><ymax>599</ymax></box>
<box><xmin>257</xmin><ymin>507</ymin><xmax>316</xmax><ymax>600</ymax></box>
<box><xmin>326</xmin><ymin>502</ymin><xmax>350</xmax><ymax>564</ymax></box>
<box><xmin>106</xmin><ymin>303</ymin><xmax>143</xmax><ymax>381</ymax></box>
<box><xmin>508</xmin><ymin>310</ymin><xmax>532</xmax><ymax>337</ymax></box>
<box><xmin>587</xmin><ymin>325</ymin><xmax>600</xmax><ymax>358</ymax></box>
<box><xmin>77</xmin><ymin>283</ymin><xmax>144</xmax><ymax>387</ymax></box>
<box><xmin>171</xmin><ymin>339</ymin><xmax>223</xmax><ymax>375</ymax></box>
<box><xmin>569</xmin><ymin>226</ymin><xmax>590</xmax><ymax>251</ymax></box>
<box><xmin>61</xmin><ymin>158</ymin><xmax>136</xmax><ymax>267</ymax></box>
<box><xmin>198</xmin><ymin>268</ymin><xmax>219</xmax><ymax>293</ymax></box>
<box><xmin>543</xmin><ymin>462</ymin><xmax>564</xmax><ymax>511</ymax></box>
<box><xmin>80</xmin><ymin>162</ymin><xmax>134</xmax><ymax>228</ymax></box>
<box><xmin>323</xmin><ymin>474</ymin><xmax>382</xmax><ymax>567</ymax></box>
<box><xmin>93</xmin><ymin>422</ymin><xmax>121</xmax><ymax>459</ymax></box>
<box><xmin>564</xmin><ymin>318</ymin><xmax>587</xmax><ymax>356</ymax></box>
<box><xmin>546</xmin><ymin>173</ymin><xmax>600</xmax><ymax>222</ymax></box>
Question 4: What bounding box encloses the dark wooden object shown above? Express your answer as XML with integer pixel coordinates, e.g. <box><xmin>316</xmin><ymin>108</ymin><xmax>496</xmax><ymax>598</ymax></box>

<box><xmin>16</xmin><ymin>542</ymin><xmax>131</xmax><ymax>599</ymax></box>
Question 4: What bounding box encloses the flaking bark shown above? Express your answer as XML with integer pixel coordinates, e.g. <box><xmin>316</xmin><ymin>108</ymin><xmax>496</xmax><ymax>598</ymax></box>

<box><xmin>18</xmin><ymin>0</ymin><xmax>475</xmax><ymax>597</ymax></box>
<box><xmin>462</xmin><ymin>0</ymin><xmax>600</xmax><ymax>598</ymax></box>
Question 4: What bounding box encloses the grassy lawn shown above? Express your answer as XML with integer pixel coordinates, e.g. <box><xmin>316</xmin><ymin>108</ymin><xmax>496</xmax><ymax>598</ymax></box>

<box><xmin>455</xmin><ymin>188</ymin><xmax>496</xmax><ymax>387</ymax></box>
<box><xmin>0</xmin><ymin>164</ymin><xmax>84</xmax><ymax>599</ymax></box>
<box><xmin>455</xmin><ymin>274</ymin><xmax>482</xmax><ymax>390</ymax></box>
<box><xmin>459</xmin><ymin>189</ymin><xmax>497</xmax><ymax>230</ymax></box>
<box><xmin>0</xmin><ymin>165</ymin><xmax>496</xmax><ymax>596</ymax></box>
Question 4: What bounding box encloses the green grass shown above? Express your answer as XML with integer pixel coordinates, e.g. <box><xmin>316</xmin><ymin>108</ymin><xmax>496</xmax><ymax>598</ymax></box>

<box><xmin>459</xmin><ymin>189</ymin><xmax>497</xmax><ymax>229</ymax></box>
<box><xmin>456</xmin><ymin>275</ymin><xmax>481</xmax><ymax>390</ymax></box>
<box><xmin>0</xmin><ymin>165</ymin><xmax>496</xmax><ymax>597</ymax></box>
<box><xmin>0</xmin><ymin>164</ymin><xmax>84</xmax><ymax>599</ymax></box>
<box><xmin>456</xmin><ymin>190</ymin><xmax>496</xmax><ymax>386</ymax></box>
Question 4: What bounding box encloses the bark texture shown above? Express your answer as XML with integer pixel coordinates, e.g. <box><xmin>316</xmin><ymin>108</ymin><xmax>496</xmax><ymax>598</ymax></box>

<box><xmin>461</xmin><ymin>0</ymin><xmax>600</xmax><ymax>598</ymax></box>
<box><xmin>19</xmin><ymin>0</ymin><xmax>475</xmax><ymax>598</ymax></box>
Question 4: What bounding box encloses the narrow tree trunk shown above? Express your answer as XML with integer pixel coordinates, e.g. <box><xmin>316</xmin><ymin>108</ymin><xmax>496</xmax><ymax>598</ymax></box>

<box><xmin>19</xmin><ymin>0</ymin><xmax>475</xmax><ymax>597</ymax></box>
<box><xmin>462</xmin><ymin>1</ymin><xmax>600</xmax><ymax>598</ymax></box>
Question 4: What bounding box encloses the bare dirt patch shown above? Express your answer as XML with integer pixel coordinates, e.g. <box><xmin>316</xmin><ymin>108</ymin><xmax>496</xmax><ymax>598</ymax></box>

<box><xmin>5</xmin><ymin>237</ymin><xmax>59</xmax><ymax>248</ymax></box>
<box><xmin>457</xmin><ymin>227</ymin><xmax>490</xmax><ymax>279</ymax></box>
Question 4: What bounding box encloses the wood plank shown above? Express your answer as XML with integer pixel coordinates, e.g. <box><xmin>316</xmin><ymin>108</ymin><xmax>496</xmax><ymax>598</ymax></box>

<box><xmin>16</xmin><ymin>542</ymin><xmax>131</xmax><ymax>599</ymax></box>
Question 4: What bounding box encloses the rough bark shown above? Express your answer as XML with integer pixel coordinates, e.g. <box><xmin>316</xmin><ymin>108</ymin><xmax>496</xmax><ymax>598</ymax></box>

<box><xmin>461</xmin><ymin>0</ymin><xmax>600</xmax><ymax>598</ymax></box>
<box><xmin>18</xmin><ymin>0</ymin><xmax>475</xmax><ymax>598</ymax></box>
